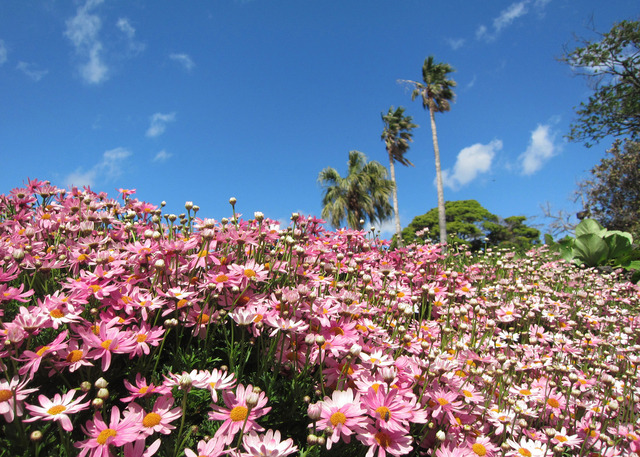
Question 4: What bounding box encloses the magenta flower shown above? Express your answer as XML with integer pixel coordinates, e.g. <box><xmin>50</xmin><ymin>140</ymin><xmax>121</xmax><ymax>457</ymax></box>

<box><xmin>209</xmin><ymin>383</ymin><xmax>271</xmax><ymax>445</ymax></box>
<box><xmin>18</xmin><ymin>330</ymin><xmax>69</xmax><ymax>379</ymax></box>
<box><xmin>76</xmin><ymin>406</ymin><xmax>144</xmax><ymax>457</ymax></box>
<box><xmin>184</xmin><ymin>436</ymin><xmax>231</xmax><ymax>457</ymax></box>
<box><xmin>25</xmin><ymin>390</ymin><xmax>90</xmax><ymax>431</ymax></box>
<box><xmin>122</xmin><ymin>374</ymin><xmax>171</xmax><ymax>403</ymax></box>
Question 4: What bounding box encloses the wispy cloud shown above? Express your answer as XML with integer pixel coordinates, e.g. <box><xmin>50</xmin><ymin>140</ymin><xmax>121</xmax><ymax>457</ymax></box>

<box><xmin>0</xmin><ymin>40</ymin><xmax>7</xmax><ymax>65</ymax></box>
<box><xmin>476</xmin><ymin>0</ymin><xmax>550</xmax><ymax>42</ymax></box>
<box><xmin>169</xmin><ymin>53</ymin><xmax>195</xmax><ymax>72</ymax></box>
<box><xmin>16</xmin><ymin>61</ymin><xmax>48</xmax><ymax>81</ymax></box>
<box><xmin>442</xmin><ymin>139</ymin><xmax>502</xmax><ymax>190</ymax></box>
<box><xmin>367</xmin><ymin>218</ymin><xmax>396</xmax><ymax>238</ymax></box>
<box><xmin>64</xmin><ymin>0</ymin><xmax>108</xmax><ymax>84</ymax></box>
<box><xmin>64</xmin><ymin>147</ymin><xmax>132</xmax><ymax>188</ymax></box>
<box><xmin>146</xmin><ymin>112</ymin><xmax>176</xmax><ymax>138</ymax></box>
<box><xmin>116</xmin><ymin>17</ymin><xmax>145</xmax><ymax>56</ymax></box>
<box><xmin>153</xmin><ymin>150</ymin><xmax>173</xmax><ymax>162</ymax></box>
<box><xmin>519</xmin><ymin>124</ymin><xmax>558</xmax><ymax>175</ymax></box>
<box><xmin>446</xmin><ymin>38</ymin><xmax>465</xmax><ymax>50</ymax></box>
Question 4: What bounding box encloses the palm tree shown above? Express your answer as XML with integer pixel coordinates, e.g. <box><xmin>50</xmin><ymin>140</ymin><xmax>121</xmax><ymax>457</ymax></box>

<box><xmin>400</xmin><ymin>56</ymin><xmax>456</xmax><ymax>245</ymax></box>
<box><xmin>381</xmin><ymin>106</ymin><xmax>417</xmax><ymax>247</ymax></box>
<box><xmin>318</xmin><ymin>150</ymin><xmax>395</xmax><ymax>230</ymax></box>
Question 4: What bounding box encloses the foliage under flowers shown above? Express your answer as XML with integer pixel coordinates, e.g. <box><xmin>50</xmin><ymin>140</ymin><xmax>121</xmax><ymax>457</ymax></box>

<box><xmin>1</xmin><ymin>179</ymin><xmax>639</xmax><ymax>457</ymax></box>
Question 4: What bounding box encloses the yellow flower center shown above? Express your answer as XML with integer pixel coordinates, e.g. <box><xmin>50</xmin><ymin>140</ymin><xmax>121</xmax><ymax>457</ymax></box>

<box><xmin>47</xmin><ymin>405</ymin><xmax>67</xmax><ymax>415</ymax></box>
<box><xmin>375</xmin><ymin>406</ymin><xmax>391</xmax><ymax>421</ymax></box>
<box><xmin>96</xmin><ymin>428</ymin><xmax>117</xmax><ymax>445</ymax></box>
<box><xmin>375</xmin><ymin>431</ymin><xmax>391</xmax><ymax>448</ymax></box>
<box><xmin>555</xmin><ymin>435</ymin><xmax>568</xmax><ymax>442</ymax></box>
<box><xmin>519</xmin><ymin>389</ymin><xmax>532</xmax><ymax>396</ymax></box>
<box><xmin>437</xmin><ymin>397</ymin><xmax>449</xmax><ymax>406</ymax></box>
<box><xmin>229</xmin><ymin>406</ymin><xmax>248</xmax><ymax>422</ymax></box>
<box><xmin>216</xmin><ymin>274</ymin><xmax>228</xmax><ymax>283</ymax></box>
<box><xmin>463</xmin><ymin>390</ymin><xmax>473</xmax><ymax>398</ymax></box>
<box><xmin>143</xmin><ymin>412</ymin><xmax>162</xmax><ymax>428</ymax></box>
<box><xmin>137</xmin><ymin>334</ymin><xmax>147</xmax><ymax>343</ymax></box>
<box><xmin>0</xmin><ymin>389</ymin><xmax>14</xmax><ymax>402</ymax></box>
<box><xmin>101</xmin><ymin>340</ymin><xmax>113</xmax><ymax>350</ymax></box>
<box><xmin>138</xmin><ymin>386</ymin><xmax>149</xmax><ymax>394</ymax></box>
<box><xmin>50</xmin><ymin>309</ymin><xmax>65</xmax><ymax>319</ymax></box>
<box><xmin>518</xmin><ymin>448</ymin><xmax>532</xmax><ymax>457</ymax></box>
<box><xmin>547</xmin><ymin>398</ymin><xmax>560</xmax><ymax>408</ymax></box>
<box><xmin>66</xmin><ymin>350</ymin><xmax>84</xmax><ymax>363</ymax></box>
<box><xmin>330</xmin><ymin>411</ymin><xmax>347</xmax><ymax>426</ymax></box>
<box><xmin>36</xmin><ymin>346</ymin><xmax>50</xmax><ymax>357</ymax></box>
<box><xmin>472</xmin><ymin>443</ymin><xmax>487</xmax><ymax>456</ymax></box>
<box><xmin>244</xmin><ymin>269</ymin><xmax>256</xmax><ymax>278</ymax></box>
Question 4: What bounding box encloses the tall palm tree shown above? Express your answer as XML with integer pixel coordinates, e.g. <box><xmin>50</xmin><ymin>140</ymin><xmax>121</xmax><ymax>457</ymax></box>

<box><xmin>381</xmin><ymin>106</ymin><xmax>417</xmax><ymax>247</ymax></box>
<box><xmin>318</xmin><ymin>150</ymin><xmax>394</xmax><ymax>230</ymax></box>
<box><xmin>400</xmin><ymin>56</ymin><xmax>456</xmax><ymax>245</ymax></box>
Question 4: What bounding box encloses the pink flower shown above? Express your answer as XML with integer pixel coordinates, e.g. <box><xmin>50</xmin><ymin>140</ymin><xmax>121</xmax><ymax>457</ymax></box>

<box><xmin>240</xmin><ymin>429</ymin><xmax>298</xmax><ymax>457</ymax></box>
<box><xmin>18</xmin><ymin>330</ymin><xmax>69</xmax><ymax>379</ymax></box>
<box><xmin>184</xmin><ymin>436</ymin><xmax>232</xmax><ymax>457</ymax></box>
<box><xmin>76</xmin><ymin>406</ymin><xmax>144</xmax><ymax>457</ymax></box>
<box><xmin>209</xmin><ymin>384</ymin><xmax>271</xmax><ymax>445</ymax></box>
<box><xmin>315</xmin><ymin>388</ymin><xmax>369</xmax><ymax>450</ymax></box>
<box><xmin>359</xmin><ymin>425</ymin><xmax>414</xmax><ymax>457</ymax></box>
<box><xmin>25</xmin><ymin>390</ymin><xmax>90</xmax><ymax>431</ymax></box>
<box><xmin>122</xmin><ymin>374</ymin><xmax>171</xmax><ymax>403</ymax></box>
<box><xmin>361</xmin><ymin>386</ymin><xmax>426</xmax><ymax>433</ymax></box>
<box><xmin>126</xmin><ymin>395</ymin><xmax>182</xmax><ymax>436</ymax></box>
<box><xmin>0</xmin><ymin>376</ymin><xmax>38</xmax><ymax>422</ymax></box>
<box><xmin>79</xmin><ymin>317</ymin><xmax>138</xmax><ymax>371</ymax></box>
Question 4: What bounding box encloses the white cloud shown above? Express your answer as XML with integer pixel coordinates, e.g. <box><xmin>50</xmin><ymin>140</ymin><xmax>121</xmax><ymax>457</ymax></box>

<box><xmin>446</xmin><ymin>38</ymin><xmax>465</xmax><ymax>50</ymax></box>
<box><xmin>519</xmin><ymin>124</ymin><xmax>557</xmax><ymax>175</ymax></box>
<box><xmin>0</xmin><ymin>40</ymin><xmax>7</xmax><ymax>65</ymax></box>
<box><xmin>476</xmin><ymin>0</ymin><xmax>550</xmax><ymax>42</ymax></box>
<box><xmin>64</xmin><ymin>146</ymin><xmax>132</xmax><ymax>188</ymax></box>
<box><xmin>367</xmin><ymin>218</ymin><xmax>397</xmax><ymax>238</ymax></box>
<box><xmin>493</xmin><ymin>1</ymin><xmax>528</xmax><ymax>32</ymax></box>
<box><xmin>169</xmin><ymin>53</ymin><xmax>195</xmax><ymax>72</ymax></box>
<box><xmin>116</xmin><ymin>17</ymin><xmax>145</xmax><ymax>55</ymax></box>
<box><xmin>64</xmin><ymin>0</ymin><xmax>109</xmax><ymax>84</ymax></box>
<box><xmin>153</xmin><ymin>150</ymin><xmax>172</xmax><ymax>162</ymax></box>
<box><xmin>442</xmin><ymin>139</ymin><xmax>502</xmax><ymax>190</ymax></box>
<box><xmin>146</xmin><ymin>112</ymin><xmax>176</xmax><ymax>138</ymax></box>
<box><xmin>16</xmin><ymin>61</ymin><xmax>48</xmax><ymax>81</ymax></box>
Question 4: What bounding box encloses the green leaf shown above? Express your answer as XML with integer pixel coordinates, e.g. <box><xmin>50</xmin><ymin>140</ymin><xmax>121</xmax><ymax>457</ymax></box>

<box><xmin>604</xmin><ymin>233</ymin><xmax>633</xmax><ymax>262</ymax></box>
<box><xmin>575</xmin><ymin>219</ymin><xmax>606</xmax><ymax>237</ymax></box>
<box><xmin>572</xmin><ymin>234</ymin><xmax>610</xmax><ymax>266</ymax></box>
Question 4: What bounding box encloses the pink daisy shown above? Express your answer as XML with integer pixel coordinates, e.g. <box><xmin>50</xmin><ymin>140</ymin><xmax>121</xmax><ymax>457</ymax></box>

<box><xmin>241</xmin><ymin>429</ymin><xmax>298</xmax><ymax>457</ymax></box>
<box><xmin>184</xmin><ymin>436</ymin><xmax>231</xmax><ymax>457</ymax></box>
<box><xmin>24</xmin><ymin>390</ymin><xmax>90</xmax><ymax>431</ymax></box>
<box><xmin>315</xmin><ymin>388</ymin><xmax>369</xmax><ymax>450</ymax></box>
<box><xmin>122</xmin><ymin>374</ymin><xmax>171</xmax><ymax>403</ymax></box>
<box><xmin>76</xmin><ymin>406</ymin><xmax>144</xmax><ymax>457</ymax></box>
<box><xmin>209</xmin><ymin>384</ymin><xmax>271</xmax><ymax>445</ymax></box>
<box><xmin>359</xmin><ymin>425</ymin><xmax>414</xmax><ymax>457</ymax></box>
<box><xmin>126</xmin><ymin>395</ymin><xmax>182</xmax><ymax>436</ymax></box>
<box><xmin>0</xmin><ymin>375</ymin><xmax>38</xmax><ymax>422</ymax></box>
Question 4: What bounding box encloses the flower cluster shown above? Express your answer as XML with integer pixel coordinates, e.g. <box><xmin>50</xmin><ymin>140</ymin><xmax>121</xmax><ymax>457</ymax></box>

<box><xmin>0</xmin><ymin>179</ymin><xmax>639</xmax><ymax>456</ymax></box>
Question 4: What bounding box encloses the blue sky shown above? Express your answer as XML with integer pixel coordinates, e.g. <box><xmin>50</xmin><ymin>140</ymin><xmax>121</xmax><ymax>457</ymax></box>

<box><xmin>1</xmin><ymin>0</ymin><xmax>638</xmax><ymax>238</ymax></box>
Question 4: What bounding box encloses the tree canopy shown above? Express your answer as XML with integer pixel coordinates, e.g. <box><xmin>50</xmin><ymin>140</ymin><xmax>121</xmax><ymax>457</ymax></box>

<box><xmin>580</xmin><ymin>139</ymin><xmax>640</xmax><ymax>239</ymax></box>
<box><xmin>399</xmin><ymin>200</ymin><xmax>540</xmax><ymax>251</ymax></box>
<box><xmin>318</xmin><ymin>150</ymin><xmax>394</xmax><ymax>231</ymax></box>
<box><xmin>562</xmin><ymin>19</ymin><xmax>640</xmax><ymax>146</ymax></box>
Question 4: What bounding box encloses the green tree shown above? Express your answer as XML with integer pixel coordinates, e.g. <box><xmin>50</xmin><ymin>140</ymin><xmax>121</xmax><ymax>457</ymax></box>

<box><xmin>400</xmin><ymin>56</ymin><xmax>457</xmax><ymax>244</ymax></box>
<box><xmin>484</xmin><ymin>216</ymin><xmax>541</xmax><ymax>252</ymax></box>
<box><xmin>381</xmin><ymin>106</ymin><xmax>417</xmax><ymax>248</ymax></box>
<box><xmin>580</xmin><ymin>139</ymin><xmax>640</xmax><ymax>239</ymax></box>
<box><xmin>400</xmin><ymin>200</ymin><xmax>540</xmax><ymax>251</ymax></box>
<box><xmin>562</xmin><ymin>19</ymin><xmax>640</xmax><ymax>147</ymax></box>
<box><xmin>318</xmin><ymin>150</ymin><xmax>394</xmax><ymax>230</ymax></box>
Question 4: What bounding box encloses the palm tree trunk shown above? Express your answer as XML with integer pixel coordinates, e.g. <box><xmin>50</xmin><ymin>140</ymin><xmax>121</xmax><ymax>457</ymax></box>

<box><xmin>388</xmin><ymin>156</ymin><xmax>403</xmax><ymax>247</ymax></box>
<box><xmin>429</xmin><ymin>105</ymin><xmax>447</xmax><ymax>245</ymax></box>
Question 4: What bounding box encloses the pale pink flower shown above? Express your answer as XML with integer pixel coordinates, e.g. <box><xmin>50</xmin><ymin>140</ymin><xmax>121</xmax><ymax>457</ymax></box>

<box><xmin>359</xmin><ymin>425</ymin><xmax>414</xmax><ymax>457</ymax></box>
<box><xmin>25</xmin><ymin>390</ymin><xmax>90</xmax><ymax>431</ymax></box>
<box><xmin>0</xmin><ymin>376</ymin><xmax>38</xmax><ymax>422</ymax></box>
<box><xmin>126</xmin><ymin>395</ymin><xmax>182</xmax><ymax>436</ymax></box>
<box><xmin>184</xmin><ymin>436</ymin><xmax>231</xmax><ymax>457</ymax></box>
<box><xmin>240</xmin><ymin>429</ymin><xmax>298</xmax><ymax>457</ymax></box>
<box><xmin>122</xmin><ymin>374</ymin><xmax>171</xmax><ymax>403</ymax></box>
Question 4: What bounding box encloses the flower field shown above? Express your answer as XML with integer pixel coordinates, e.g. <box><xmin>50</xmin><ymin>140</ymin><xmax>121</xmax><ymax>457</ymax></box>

<box><xmin>1</xmin><ymin>179</ymin><xmax>639</xmax><ymax>457</ymax></box>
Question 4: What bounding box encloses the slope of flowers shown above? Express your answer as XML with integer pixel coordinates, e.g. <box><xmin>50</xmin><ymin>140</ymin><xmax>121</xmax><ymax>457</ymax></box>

<box><xmin>0</xmin><ymin>179</ymin><xmax>639</xmax><ymax>457</ymax></box>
